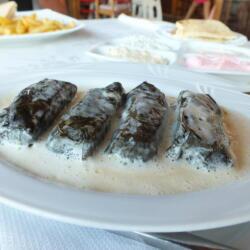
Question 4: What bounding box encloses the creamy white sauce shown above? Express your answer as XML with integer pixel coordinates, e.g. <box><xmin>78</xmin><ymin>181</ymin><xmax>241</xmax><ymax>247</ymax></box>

<box><xmin>0</xmin><ymin>92</ymin><xmax>249</xmax><ymax>195</ymax></box>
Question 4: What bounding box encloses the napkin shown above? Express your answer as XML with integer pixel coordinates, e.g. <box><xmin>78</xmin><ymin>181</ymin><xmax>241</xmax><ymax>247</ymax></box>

<box><xmin>117</xmin><ymin>14</ymin><xmax>161</xmax><ymax>31</ymax></box>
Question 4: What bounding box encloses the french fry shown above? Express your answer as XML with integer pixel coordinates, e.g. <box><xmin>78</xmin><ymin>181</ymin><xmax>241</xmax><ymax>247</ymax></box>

<box><xmin>16</xmin><ymin>21</ymin><xmax>27</xmax><ymax>34</ymax></box>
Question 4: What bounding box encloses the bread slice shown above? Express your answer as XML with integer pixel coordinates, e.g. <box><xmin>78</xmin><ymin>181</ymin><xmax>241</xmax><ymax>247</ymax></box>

<box><xmin>175</xmin><ymin>19</ymin><xmax>236</xmax><ymax>42</ymax></box>
<box><xmin>0</xmin><ymin>1</ymin><xmax>17</xmax><ymax>19</ymax></box>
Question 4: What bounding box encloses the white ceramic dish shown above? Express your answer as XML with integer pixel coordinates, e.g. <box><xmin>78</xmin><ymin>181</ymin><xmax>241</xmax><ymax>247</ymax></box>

<box><xmin>87</xmin><ymin>41</ymin><xmax>177</xmax><ymax>65</ymax></box>
<box><xmin>0</xmin><ymin>9</ymin><xmax>84</xmax><ymax>42</ymax></box>
<box><xmin>156</xmin><ymin>24</ymin><xmax>248</xmax><ymax>46</ymax></box>
<box><xmin>176</xmin><ymin>42</ymin><xmax>250</xmax><ymax>76</ymax></box>
<box><xmin>0</xmin><ymin>63</ymin><xmax>250</xmax><ymax>232</ymax></box>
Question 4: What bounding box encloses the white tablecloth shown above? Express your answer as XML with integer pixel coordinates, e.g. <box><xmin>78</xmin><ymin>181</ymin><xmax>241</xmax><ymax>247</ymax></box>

<box><xmin>1</xmin><ymin>18</ymin><xmax>250</xmax><ymax>250</ymax></box>
<box><xmin>0</xmin><ymin>203</ymin><xmax>155</xmax><ymax>250</ymax></box>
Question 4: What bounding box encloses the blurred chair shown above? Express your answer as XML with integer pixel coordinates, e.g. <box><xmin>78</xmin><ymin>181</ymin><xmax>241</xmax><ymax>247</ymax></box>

<box><xmin>66</xmin><ymin>0</ymin><xmax>80</xmax><ymax>18</ymax></box>
<box><xmin>80</xmin><ymin>0</ymin><xmax>95</xmax><ymax>18</ymax></box>
<box><xmin>95</xmin><ymin>0</ymin><xmax>131</xmax><ymax>18</ymax></box>
<box><xmin>132</xmin><ymin>0</ymin><xmax>162</xmax><ymax>20</ymax></box>
<box><xmin>132</xmin><ymin>0</ymin><xmax>143</xmax><ymax>17</ymax></box>
<box><xmin>145</xmin><ymin>0</ymin><xmax>162</xmax><ymax>20</ymax></box>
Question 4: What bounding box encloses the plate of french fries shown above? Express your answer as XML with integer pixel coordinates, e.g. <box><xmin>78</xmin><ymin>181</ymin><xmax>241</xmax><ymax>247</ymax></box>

<box><xmin>0</xmin><ymin>7</ymin><xmax>84</xmax><ymax>41</ymax></box>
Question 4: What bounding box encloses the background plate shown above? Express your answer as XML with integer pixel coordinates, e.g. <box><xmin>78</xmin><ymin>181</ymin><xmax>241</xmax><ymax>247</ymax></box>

<box><xmin>0</xmin><ymin>63</ymin><xmax>250</xmax><ymax>232</ymax></box>
<box><xmin>0</xmin><ymin>9</ymin><xmax>84</xmax><ymax>42</ymax></box>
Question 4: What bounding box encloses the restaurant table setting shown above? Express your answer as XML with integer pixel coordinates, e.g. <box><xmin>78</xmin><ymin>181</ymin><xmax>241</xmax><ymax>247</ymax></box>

<box><xmin>1</xmin><ymin>7</ymin><xmax>250</xmax><ymax>250</ymax></box>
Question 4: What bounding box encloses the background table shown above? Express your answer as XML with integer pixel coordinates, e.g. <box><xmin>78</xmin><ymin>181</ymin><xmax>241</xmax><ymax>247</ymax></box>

<box><xmin>1</xmin><ymin>18</ymin><xmax>250</xmax><ymax>249</ymax></box>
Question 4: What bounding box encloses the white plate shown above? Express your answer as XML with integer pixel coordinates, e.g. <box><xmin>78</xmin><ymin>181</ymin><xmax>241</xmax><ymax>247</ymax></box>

<box><xmin>0</xmin><ymin>63</ymin><xmax>250</xmax><ymax>232</ymax></box>
<box><xmin>176</xmin><ymin>42</ymin><xmax>250</xmax><ymax>76</ymax></box>
<box><xmin>87</xmin><ymin>41</ymin><xmax>177</xmax><ymax>65</ymax></box>
<box><xmin>0</xmin><ymin>9</ymin><xmax>84</xmax><ymax>42</ymax></box>
<box><xmin>156</xmin><ymin>24</ymin><xmax>248</xmax><ymax>46</ymax></box>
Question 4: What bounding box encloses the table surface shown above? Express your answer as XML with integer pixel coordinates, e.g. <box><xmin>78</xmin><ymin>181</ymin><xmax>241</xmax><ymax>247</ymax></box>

<box><xmin>1</xmin><ymin>18</ymin><xmax>250</xmax><ymax>250</ymax></box>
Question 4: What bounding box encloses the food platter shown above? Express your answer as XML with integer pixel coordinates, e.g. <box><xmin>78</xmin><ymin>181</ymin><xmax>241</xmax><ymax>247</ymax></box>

<box><xmin>0</xmin><ymin>9</ymin><xmax>84</xmax><ymax>42</ymax></box>
<box><xmin>0</xmin><ymin>63</ymin><xmax>250</xmax><ymax>232</ymax></box>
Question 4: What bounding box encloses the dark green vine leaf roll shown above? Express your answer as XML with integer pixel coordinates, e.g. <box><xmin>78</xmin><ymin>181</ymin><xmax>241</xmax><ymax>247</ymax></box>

<box><xmin>46</xmin><ymin>82</ymin><xmax>125</xmax><ymax>159</ymax></box>
<box><xmin>0</xmin><ymin>79</ymin><xmax>77</xmax><ymax>145</ymax></box>
<box><xmin>105</xmin><ymin>82</ymin><xmax>168</xmax><ymax>162</ymax></box>
<box><xmin>166</xmin><ymin>90</ymin><xmax>234</xmax><ymax>170</ymax></box>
